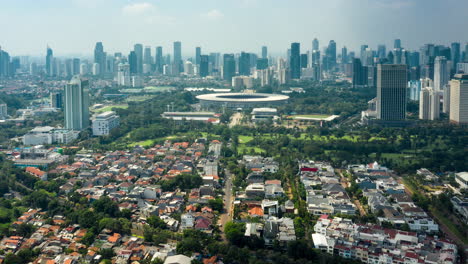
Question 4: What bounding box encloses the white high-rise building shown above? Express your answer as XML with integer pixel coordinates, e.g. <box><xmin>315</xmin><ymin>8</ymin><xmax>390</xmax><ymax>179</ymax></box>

<box><xmin>184</xmin><ymin>61</ymin><xmax>194</xmax><ymax>75</ymax></box>
<box><xmin>449</xmin><ymin>74</ymin><xmax>468</xmax><ymax>124</ymax></box>
<box><xmin>92</xmin><ymin>63</ymin><xmax>100</xmax><ymax>76</ymax></box>
<box><xmin>80</xmin><ymin>63</ymin><xmax>88</xmax><ymax>75</ymax></box>
<box><xmin>0</xmin><ymin>104</ymin><xmax>7</xmax><ymax>119</ymax></box>
<box><xmin>419</xmin><ymin>87</ymin><xmax>440</xmax><ymax>120</ymax></box>
<box><xmin>92</xmin><ymin>111</ymin><xmax>120</xmax><ymax>136</ymax></box>
<box><xmin>117</xmin><ymin>63</ymin><xmax>131</xmax><ymax>86</ymax></box>
<box><xmin>443</xmin><ymin>84</ymin><xmax>450</xmax><ymax>114</ymax></box>
<box><xmin>434</xmin><ymin>56</ymin><xmax>449</xmax><ymax>91</ymax></box>
<box><xmin>64</xmin><ymin>76</ymin><xmax>90</xmax><ymax>131</ymax></box>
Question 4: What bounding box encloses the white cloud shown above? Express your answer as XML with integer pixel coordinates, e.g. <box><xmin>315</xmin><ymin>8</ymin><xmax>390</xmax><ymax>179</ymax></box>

<box><xmin>122</xmin><ymin>2</ymin><xmax>156</xmax><ymax>16</ymax></box>
<box><xmin>201</xmin><ymin>9</ymin><xmax>224</xmax><ymax>20</ymax></box>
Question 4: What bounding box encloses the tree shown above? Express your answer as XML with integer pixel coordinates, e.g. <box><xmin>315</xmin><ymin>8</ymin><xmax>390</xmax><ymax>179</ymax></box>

<box><xmin>208</xmin><ymin>198</ymin><xmax>223</xmax><ymax>212</ymax></box>
<box><xmin>224</xmin><ymin>221</ymin><xmax>245</xmax><ymax>246</ymax></box>
<box><xmin>147</xmin><ymin>216</ymin><xmax>167</xmax><ymax>229</ymax></box>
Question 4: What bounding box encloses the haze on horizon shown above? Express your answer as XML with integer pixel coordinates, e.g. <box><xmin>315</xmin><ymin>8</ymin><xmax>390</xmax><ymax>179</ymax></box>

<box><xmin>1</xmin><ymin>0</ymin><xmax>467</xmax><ymax>56</ymax></box>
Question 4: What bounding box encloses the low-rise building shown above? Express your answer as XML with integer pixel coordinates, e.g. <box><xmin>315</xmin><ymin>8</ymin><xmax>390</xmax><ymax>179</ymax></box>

<box><xmin>92</xmin><ymin>111</ymin><xmax>120</xmax><ymax>136</ymax></box>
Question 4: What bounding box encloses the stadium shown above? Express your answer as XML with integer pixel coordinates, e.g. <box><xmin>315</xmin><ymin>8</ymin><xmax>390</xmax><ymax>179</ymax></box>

<box><xmin>196</xmin><ymin>93</ymin><xmax>289</xmax><ymax>109</ymax></box>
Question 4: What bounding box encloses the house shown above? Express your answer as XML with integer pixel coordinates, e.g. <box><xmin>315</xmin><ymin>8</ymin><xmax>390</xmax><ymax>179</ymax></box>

<box><xmin>164</xmin><ymin>255</ymin><xmax>192</xmax><ymax>264</ymax></box>
<box><xmin>25</xmin><ymin>167</ymin><xmax>48</xmax><ymax>180</ymax></box>
<box><xmin>284</xmin><ymin>200</ymin><xmax>295</xmax><ymax>213</ymax></box>
<box><xmin>180</xmin><ymin>214</ymin><xmax>194</xmax><ymax>230</ymax></box>
<box><xmin>246</xmin><ymin>183</ymin><xmax>265</xmax><ymax>198</ymax></box>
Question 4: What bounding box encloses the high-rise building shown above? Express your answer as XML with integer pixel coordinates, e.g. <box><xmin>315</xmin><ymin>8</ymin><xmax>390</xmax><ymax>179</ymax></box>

<box><xmin>223</xmin><ymin>54</ymin><xmax>236</xmax><ymax>82</ymax></box>
<box><xmin>342</xmin><ymin>46</ymin><xmax>348</xmax><ymax>64</ymax></box>
<box><xmin>199</xmin><ymin>55</ymin><xmax>209</xmax><ymax>77</ymax></box>
<box><xmin>0</xmin><ymin>48</ymin><xmax>11</xmax><ymax>78</ymax></box>
<box><xmin>173</xmin><ymin>41</ymin><xmax>182</xmax><ymax>75</ymax></box>
<box><xmin>434</xmin><ymin>56</ymin><xmax>449</xmax><ymax>91</ymax></box>
<box><xmin>464</xmin><ymin>43</ymin><xmax>468</xmax><ymax>63</ymax></box>
<box><xmin>94</xmin><ymin>42</ymin><xmax>106</xmax><ymax>76</ymax></box>
<box><xmin>352</xmin><ymin>59</ymin><xmax>368</xmax><ymax>87</ymax></box>
<box><xmin>46</xmin><ymin>46</ymin><xmax>53</xmax><ymax>76</ymax></box>
<box><xmin>377</xmin><ymin>45</ymin><xmax>387</xmax><ymax>59</ymax></box>
<box><xmin>64</xmin><ymin>76</ymin><xmax>90</xmax><ymax>130</ymax></box>
<box><xmin>134</xmin><ymin>44</ymin><xmax>143</xmax><ymax>74</ymax></box>
<box><xmin>50</xmin><ymin>92</ymin><xmax>63</xmax><ymax>109</ymax></box>
<box><xmin>72</xmin><ymin>58</ymin><xmax>80</xmax><ymax>75</ymax></box>
<box><xmin>143</xmin><ymin>46</ymin><xmax>152</xmax><ymax>65</ymax></box>
<box><xmin>155</xmin><ymin>46</ymin><xmax>163</xmax><ymax>74</ymax></box>
<box><xmin>449</xmin><ymin>74</ymin><xmax>468</xmax><ymax>124</ymax></box>
<box><xmin>256</xmin><ymin>58</ymin><xmax>268</xmax><ymax>70</ymax></box>
<box><xmin>312</xmin><ymin>50</ymin><xmax>320</xmax><ymax>65</ymax></box>
<box><xmin>195</xmin><ymin>47</ymin><xmax>201</xmax><ymax>65</ymax></box>
<box><xmin>262</xmin><ymin>46</ymin><xmax>268</xmax><ymax>59</ymax></box>
<box><xmin>300</xmin><ymin>54</ymin><xmax>308</xmax><ymax>68</ymax></box>
<box><xmin>451</xmin><ymin>42</ymin><xmax>461</xmax><ymax>71</ymax></box>
<box><xmin>419</xmin><ymin>87</ymin><xmax>439</xmax><ymax>120</ymax></box>
<box><xmin>0</xmin><ymin>104</ymin><xmax>7</xmax><ymax>119</ymax></box>
<box><xmin>443</xmin><ymin>84</ymin><xmax>450</xmax><ymax>114</ymax></box>
<box><xmin>128</xmin><ymin>51</ymin><xmax>137</xmax><ymax>75</ymax></box>
<box><xmin>376</xmin><ymin>64</ymin><xmax>408</xmax><ymax>120</ymax></box>
<box><xmin>117</xmin><ymin>63</ymin><xmax>131</xmax><ymax>86</ymax></box>
<box><xmin>290</xmin><ymin>42</ymin><xmax>301</xmax><ymax>79</ymax></box>
<box><xmin>394</xmin><ymin>39</ymin><xmax>401</xmax><ymax>49</ymax></box>
<box><xmin>239</xmin><ymin>52</ymin><xmax>251</xmax><ymax>76</ymax></box>
<box><xmin>312</xmin><ymin>38</ymin><xmax>319</xmax><ymax>51</ymax></box>
<box><xmin>326</xmin><ymin>40</ymin><xmax>337</xmax><ymax>70</ymax></box>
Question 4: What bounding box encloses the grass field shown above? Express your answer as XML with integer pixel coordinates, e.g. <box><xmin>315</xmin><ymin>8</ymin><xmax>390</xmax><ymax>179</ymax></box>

<box><xmin>143</xmin><ymin>86</ymin><xmax>176</xmax><ymax>92</ymax></box>
<box><xmin>126</xmin><ymin>95</ymin><xmax>157</xmax><ymax>102</ymax></box>
<box><xmin>292</xmin><ymin>114</ymin><xmax>332</xmax><ymax>119</ymax></box>
<box><xmin>237</xmin><ymin>145</ymin><xmax>265</xmax><ymax>154</ymax></box>
<box><xmin>430</xmin><ymin>206</ymin><xmax>468</xmax><ymax>244</ymax></box>
<box><xmin>93</xmin><ymin>105</ymin><xmax>128</xmax><ymax>113</ymax></box>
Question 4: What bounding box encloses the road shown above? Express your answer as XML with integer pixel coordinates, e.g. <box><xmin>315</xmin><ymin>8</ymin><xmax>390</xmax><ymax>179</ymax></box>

<box><xmin>229</xmin><ymin>113</ymin><xmax>243</xmax><ymax>128</ymax></box>
<box><xmin>218</xmin><ymin>169</ymin><xmax>234</xmax><ymax>238</ymax></box>
<box><xmin>398</xmin><ymin>177</ymin><xmax>468</xmax><ymax>254</ymax></box>
<box><xmin>337</xmin><ymin>169</ymin><xmax>367</xmax><ymax>216</ymax></box>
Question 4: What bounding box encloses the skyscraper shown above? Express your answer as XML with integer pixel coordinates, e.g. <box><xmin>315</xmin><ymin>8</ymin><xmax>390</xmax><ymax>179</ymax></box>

<box><xmin>143</xmin><ymin>46</ymin><xmax>152</xmax><ymax>65</ymax></box>
<box><xmin>199</xmin><ymin>55</ymin><xmax>209</xmax><ymax>77</ymax></box>
<box><xmin>376</xmin><ymin>64</ymin><xmax>408</xmax><ymax>120</ymax></box>
<box><xmin>50</xmin><ymin>92</ymin><xmax>63</xmax><ymax>109</ymax></box>
<box><xmin>173</xmin><ymin>41</ymin><xmax>182</xmax><ymax>75</ymax></box>
<box><xmin>195</xmin><ymin>47</ymin><xmax>201</xmax><ymax>65</ymax></box>
<box><xmin>134</xmin><ymin>44</ymin><xmax>143</xmax><ymax>74</ymax></box>
<box><xmin>223</xmin><ymin>54</ymin><xmax>236</xmax><ymax>82</ymax></box>
<box><xmin>434</xmin><ymin>56</ymin><xmax>449</xmax><ymax>91</ymax></box>
<box><xmin>256</xmin><ymin>58</ymin><xmax>268</xmax><ymax>70</ymax></box>
<box><xmin>0</xmin><ymin>48</ymin><xmax>11</xmax><ymax>78</ymax></box>
<box><xmin>352</xmin><ymin>58</ymin><xmax>368</xmax><ymax>87</ymax></box>
<box><xmin>94</xmin><ymin>42</ymin><xmax>106</xmax><ymax>77</ymax></box>
<box><xmin>377</xmin><ymin>45</ymin><xmax>387</xmax><ymax>59</ymax></box>
<box><xmin>64</xmin><ymin>76</ymin><xmax>90</xmax><ymax>130</ymax></box>
<box><xmin>290</xmin><ymin>42</ymin><xmax>301</xmax><ymax>79</ymax></box>
<box><xmin>261</xmin><ymin>46</ymin><xmax>268</xmax><ymax>59</ymax></box>
<box><xmin>464</xmin><ymin>43</ymin><xmax>468</xmax><ymax>63</ymax></box>
<box><xmin>326</xmin><ymin>40</ymin><xmax>337</xmax><ymax>70</ymax></box>
<box><xmin>300</xmin><ymin>54</ymin><xmax>308</xmax><ymax>68</ymax></box>
<box><xmin>451</xmin><ymin>42</ymin><xmax>460</xmax><ymax>71</ymax></box>
<box><xmin>312</xmin><ymin>38</ymin><xmax>319</xmax><ymax>51</ymax></box>
<box><xmin>394</xmin><ymin>39</ymin><xmax>401</xmax><ymax>49</ymax></box>
<box><xmin>449</xmin><ymin>74</ymin><xmax>468</xmax><ymax>124</ymax></box>
<box><xmin>239</xmin><ymin>52</ymin><xmax>251</xmax><ymax>76</ymax></box>
<box><xmin>46</xmin><ymin>46</ymin><xmax>53</xmax><ymax>76</ymax></box>
<box><xmin>419</xmin><ymin>87</ymin><xmax>439</xmax><ymax>120</ymax></box>
<box><xmin>155</xmin><ymin>46</ymin><xmax>163</xmax><ymax>74</ymax></box>
<box><xmin>128</xmin><ymin>51</ymin><xmax>137</xmax><ymax>75</ymax></box>
<box><xmin>342</xmin><ymin>46</ymin><xmax>348</xmax><ymax>64</ymax></box>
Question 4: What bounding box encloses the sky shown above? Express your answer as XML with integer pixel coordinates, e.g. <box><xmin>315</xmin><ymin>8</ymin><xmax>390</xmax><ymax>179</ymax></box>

<box><xmin>1</xmin><ymin>0</ymin><xmax>467</xmax><ymax>57</ymax></box>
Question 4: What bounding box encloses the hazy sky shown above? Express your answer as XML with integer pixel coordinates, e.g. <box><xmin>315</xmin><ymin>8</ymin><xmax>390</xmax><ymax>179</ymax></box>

<box><xmin>1</xmin><ymin>0</ymin><xmax>467</xmax><ymax>57</ymax></box>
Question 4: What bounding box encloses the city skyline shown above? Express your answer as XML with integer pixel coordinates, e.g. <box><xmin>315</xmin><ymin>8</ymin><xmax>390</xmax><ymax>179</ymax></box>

<box><xmin>1</xmin><ymin>0</ymin><xmax>468</xmax><ymax>56</ymax></box>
